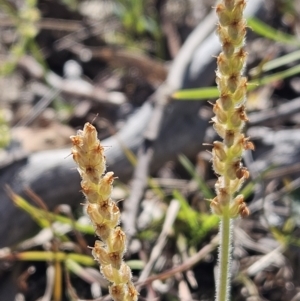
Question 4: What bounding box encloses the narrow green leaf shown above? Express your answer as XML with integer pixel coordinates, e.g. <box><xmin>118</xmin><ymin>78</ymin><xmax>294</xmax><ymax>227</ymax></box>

<box><xmin>67</xmin><ymin>253</ymin><xmax>95</xmax><ymax>266</ymax></box>
<box><xmin>251</xmin><ymin>64</ymin><xmax>300</xmax><ymax>86</ymax></box>
<box><xmin>8</xmin><ymin>190</ymin><xmax>51</xmax><ymax>228</ymax></box>
<box><xmin>8</xmin><ymin>190</ymin><xmax>94</xmax><ymax>234</ymax></box>
<box><xmin>251</xmin><ymin>50</ymin><xmax>300</xmax><ymax>76</ymax></box>
<box><xmin>178</xmin><ymin>154</ymin><xmax>214</xmax><ymax>199</ymax></box>
<box><xmin>126</xmin><ymin>260</ymin><xmax>145</xmax><ymax>270</ymax></box>
<box><xmin>173</xmin><ymin>189</ymin><xmax>199</xmax><ymax>230</ymax></box>
<box><xmin>173</xmin><ymin>190</ymin><xmax>218</xmax><ymax>243</ymax></box>
<box><xmin>65</xmin><ymin>259</ymin><xmax>99</xmax><ymax>284</ymax></box>
<box><xmin>173</xmin><ymin>190</ymin><xmax>190</xmax><ymax>211</ymax></box>
<box><xmin>173</xmin><ymin>64</ymin><xmax>300</xmax><ymax>101</ymax></box>
<box><xmin>12</xmin><ymin>251</ymin><xmax>95</xmax><ymax>266</ymax></box>
<box><xmin>173</xmin><ymin>87</ymin><xmax>219</xmax><ymax>100</ymax></box>
<box><xmin>247</xmin><ymin>17</ymin><xmax>300</xmax><ymax>46</ymax></box>
<box><xmin>18</xmin><ymin>251</ymin><xmax>66</xmax><ymax>261</ymax></box>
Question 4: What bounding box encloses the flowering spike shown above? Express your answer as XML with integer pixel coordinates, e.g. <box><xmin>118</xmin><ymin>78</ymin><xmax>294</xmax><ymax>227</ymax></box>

<box><xmin>211</xmin><ymin>2</ymin><xmax>253</xmax><ymax>300</ymax></box>
<box><xmin>71</xmin><ymin>123</ymin><xmax>138</xmax><ymax>301</ymax></box>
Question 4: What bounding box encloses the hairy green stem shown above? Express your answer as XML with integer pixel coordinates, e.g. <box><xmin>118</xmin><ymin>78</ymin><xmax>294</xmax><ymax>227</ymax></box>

<box><xmin>217</xmin><ymin>208</ymin><xmax>232</xmax><ymax>301</ymax></box>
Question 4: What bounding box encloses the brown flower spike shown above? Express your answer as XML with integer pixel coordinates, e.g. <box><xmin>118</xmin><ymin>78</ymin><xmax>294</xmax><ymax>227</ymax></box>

<box><xmin>210</xmin><ymin>0</ymin><xmax>252</xmax><ymax>218</ymax></box>
<box><xmin>71</xmin><ymin>123</ymin><xmax>138</xmax><ymax>301</ymax></box>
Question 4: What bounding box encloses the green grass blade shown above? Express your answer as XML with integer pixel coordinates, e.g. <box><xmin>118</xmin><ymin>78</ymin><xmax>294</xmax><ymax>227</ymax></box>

<box><xmin>173</xmin><ymin>189</ymin><xmax>199</xmax><ymax>230</ymax></box>
<box><xmin>126</xmin><ymin>260</ymin><xmax>145</xmax><ymax>270</ymax></box>
<box><xmin>251</xmin><ymin>50</ymin><xmax>300</xmax><ymax>75</ymax></box>
<box><xmin>178</xmin><ymin>154</ymin><xmax>214</xmax><ymax>199</ymax></box>
<box><xmin>8</xmin><ymin>189</ymin><xmax>51</xmax><ymax>228</ymax></box>
<box><xmin>173</xmin><ymin>87</ymin><xmax>219</xmax><ymax>100</ymax></box>
<box><xmin>247</xmin><ymin>17</ymin><xmax>300</xmax><ymax>46</ymax></box>
<box><xmin>7</xmin><ymin>189</ymin><xmax>94</xmax><ymax>234</ymax></box>
<box><xmin>173</xmin><ymin>64</ymin><xmax>300</xmax><ymax>100</ymax></box>
<box><xmin>251</xmin><ymin>64</ymin><xmax>300</xmax><ymax>86</ymax></box>
<box><xmin>5</xmin><ymin>251</ymin><xmax>95</xmax><ymax>266</ymax></box>
<box><xmin>65</xmin><ymin>259</ymin><xmax>100</xmax><ymax>284</ymax></box>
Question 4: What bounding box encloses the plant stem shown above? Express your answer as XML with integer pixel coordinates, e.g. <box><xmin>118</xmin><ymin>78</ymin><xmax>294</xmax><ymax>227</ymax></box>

<box><xmin>210</xmin><ymin>1</ymin><xmax>252</xmax><ymax>300</ymax></box>
<box><xmin>217</xmin><ymin>207</ymin><xmax>232</xmax><ymax>301</ymax></box>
